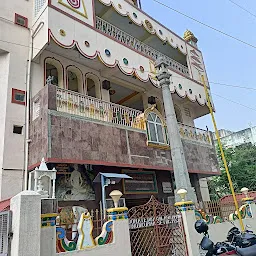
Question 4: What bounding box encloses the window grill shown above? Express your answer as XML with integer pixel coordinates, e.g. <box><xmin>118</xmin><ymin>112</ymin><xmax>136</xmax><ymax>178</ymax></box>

<box><xmin>0</xmin><ymin>211</ymin><xmax>12</xmax><ymax>256</ymax></box>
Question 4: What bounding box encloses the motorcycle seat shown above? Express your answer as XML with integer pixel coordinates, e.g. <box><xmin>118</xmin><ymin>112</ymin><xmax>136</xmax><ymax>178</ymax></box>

<box><xmin>237</xmin><ymin>244</ymin><xmax>256</xmax><ymax>256</ymax></box>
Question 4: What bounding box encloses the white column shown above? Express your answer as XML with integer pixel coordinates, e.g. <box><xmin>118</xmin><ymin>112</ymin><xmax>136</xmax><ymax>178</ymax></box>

<box><xmin>52</xmin><ymin>180</ymin><xmax>56</xmax><ymax>199</ymax></box>
<box><xmin>155</xmin><ymin>59</ymin><xmax>195</xmax><ymax>202</ymax></box>
<box><xmin>28</xmin><ymin>172</ymin><xmax>32</xmax><ymax>190</ymax></box>
<box><xmin>10</xmin><ymin>191</ymin><xmax>41</xmax><ymax>256</ymax></box>
<box><xmin>34</xmin><ymin>178</ymin><xmax>38</xmax><ymax>191</ymax></box>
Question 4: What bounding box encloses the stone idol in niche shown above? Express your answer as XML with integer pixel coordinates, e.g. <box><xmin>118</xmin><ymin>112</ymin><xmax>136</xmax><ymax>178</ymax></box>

<box><xmin>56</xmin><ymin>164</ymin><xmax>95</xmax><ymax>201</ymax></box>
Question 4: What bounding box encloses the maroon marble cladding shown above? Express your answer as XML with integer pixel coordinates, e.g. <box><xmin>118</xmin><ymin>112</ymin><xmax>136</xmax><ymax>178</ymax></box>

<box><xmin>28</xmin><ymin>85</ymin><xmax>219</xmax><ymax>175</ymax></box>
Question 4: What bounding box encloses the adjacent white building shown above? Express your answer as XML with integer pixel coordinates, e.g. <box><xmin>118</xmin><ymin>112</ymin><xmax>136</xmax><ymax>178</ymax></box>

<box><xmin>216</xmin><ymin>126</ymin><xmax>256</xmax><ymax>148</ymax></box>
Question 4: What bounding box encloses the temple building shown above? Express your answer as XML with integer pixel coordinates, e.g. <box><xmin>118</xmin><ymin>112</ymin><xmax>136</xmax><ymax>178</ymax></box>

<box><xmin>0</xmin><ymin>0</ymin><xmax>219</xmax><ymax>209</ymax></box>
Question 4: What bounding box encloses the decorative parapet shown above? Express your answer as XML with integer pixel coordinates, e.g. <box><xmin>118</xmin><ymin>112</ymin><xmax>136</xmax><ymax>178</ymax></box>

<box><xmin>107</xmin><ymin>207</ymin><xmax>129</xmax><ymax>221</ymax></box>
<box><xmin>175</xmin><ymin>201</ymin><xmax>195</xmax><ymax>212</ymax></box>
<box><xmin>95</xmin><ymin>221</ymin><xmax>114</xmax><ymax>245</ymax></box>
<box><xmin>56</xmin><ymin>227</ymin><xmax>77</xmax><ymax>252</ymax></box>
<box><xmin>41</xmin><ymin>213</ymin><xmax>58</xmax><ymax>228</ymax></box>
<box><xmin>96</xmin><ymin>17</ymin><xmax>190</xmax><ymax>77</ymax></box>
<box><xmin>241</xmin><ymin>197</ymin><xmax>255</xmax><ymax>204</ymax></box>
<box><xmin>195</xmin><ymin>209</ymin><xmax>223</xmax><ymax>224</ymax></box>
<box><xmin>178</xmin><ymin>123</ymin><xmax>212</xmax><ymax>146</ymax></box>
<box><xmin>229</xmin><ymin>204</ymin><xmax>252</xmax><ymax>221</ymax></box>
<box><xmin>55</xmin><ymin>207</ymin><xmax>122</xmax><ymax>253</ymax></box>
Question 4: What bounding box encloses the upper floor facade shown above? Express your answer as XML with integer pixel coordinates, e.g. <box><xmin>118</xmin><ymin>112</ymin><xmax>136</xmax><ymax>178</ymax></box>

<box><xmin>31</xmin><ymin>0</ymin><xmax>212</xmax><ymax>115</ymax></box>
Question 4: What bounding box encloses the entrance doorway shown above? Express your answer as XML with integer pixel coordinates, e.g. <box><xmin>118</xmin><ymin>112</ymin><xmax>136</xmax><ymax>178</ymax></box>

<box><xmin>128</xmin><ymin>196</ymin><xmax>188</xmax><ymax>256</ymax></box>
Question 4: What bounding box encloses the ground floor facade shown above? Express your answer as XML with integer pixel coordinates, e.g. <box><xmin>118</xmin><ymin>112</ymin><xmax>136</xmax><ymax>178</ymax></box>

<box><xmin>45</xmin><ymin>162</ymin><xmax>208</xmax><ymax>211</ymax></box>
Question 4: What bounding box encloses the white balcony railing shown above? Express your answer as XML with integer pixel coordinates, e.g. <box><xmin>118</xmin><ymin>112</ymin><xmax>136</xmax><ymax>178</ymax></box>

<box><xmin>178</xmin><ymin>123</ymin><xmax>212</xmax><ymax>146</ymax></box>
<box><xmin>96</xmin><ymin>17</ymin><xmax>190</xmax><ymax>77</ymax></box>
<box><xmin>56</xmin><ymin>88</ymin><xmax>212</xmax><ymax>145</ymax></box>
<box><xmin>56</xmin><ymin>88</ymin><xmax>144</xmax><ymax>129</ymax></box>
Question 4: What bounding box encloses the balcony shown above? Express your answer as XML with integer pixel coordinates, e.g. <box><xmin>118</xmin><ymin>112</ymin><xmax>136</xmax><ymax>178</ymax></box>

<box><xmin>95</xmin><ymin>17</ymin><xmax>190</xmax><ymax>77</ymax></box>
<box><xmin>29</xmin><ymin>85</ymin><xmax>218</xmax><ymax>175</ymax></box>
<box><xmin>56</xmin><ymin>87</ymin><xmax>212</xmax><ymax>146</ymax></box>
<box><xmin>56</xmin><ymin>87</ymin><xmax>144</xmax><ymax>129</ymax></box>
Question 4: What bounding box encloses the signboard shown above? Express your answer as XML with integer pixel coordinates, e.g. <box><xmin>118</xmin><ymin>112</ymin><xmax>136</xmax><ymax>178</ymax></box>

<box><xmin>129</xmin><ymin>215</ymin><xmax>181</xmax><ymax>229</ymax></box>
<box><xmin>55</xmin><ymin>164</ymin><xmax>69</xmax><ymax>174</ymax></box>
<box><xmin>122</xmin><ymin>170</ymin><xmax>158</xmax><ymax>194</ymax></box>
<box><xmin>162</xmin><ymin>182</ymin><xmax>172</xmax><ymax>194</ymax></box>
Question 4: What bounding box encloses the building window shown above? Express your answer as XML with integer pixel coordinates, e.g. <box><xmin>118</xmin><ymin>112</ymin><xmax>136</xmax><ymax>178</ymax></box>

<box><xmin>13</xmin><ymin>125</ymin><xmax>23</xmax><ymax>134</ymax></box>
<box><xmin>146</xmin><ymin>112</ymin><xmax>168</xmax><ymax>145</ymax></box>
<box><xmin>12</xmin><ymin>89</ymin><xmax>26</xmax><ymax>105</ymax></box>
<box><xmin>45</xmin><ymin>58</ymin><xmax>64</xmax><ymax>88</ymax></box>
<box><xmin>14</xmin><ymin>13</ymin><xmax>28</xmax><ymax>28</ymax></box>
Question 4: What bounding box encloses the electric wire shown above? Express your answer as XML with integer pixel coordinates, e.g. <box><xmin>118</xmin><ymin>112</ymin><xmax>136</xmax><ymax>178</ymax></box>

<box><xmin>2</xmin><ymin>34</ymin><xmax>256</xmax><ymax>93</ymax></box>
<box><xmin>227</xmin><ymin>0</ymin><xmax>256</xmax><ymax>19</ymax></box>
<box><xmin>152</xmin><ymin>0</ymin><xmax>256</xmax><ymax>50</ymax></box>
<box><xmin>212</xmin><ymin>93</ymin><xmax>256</xmax><ymax>112</ymax></box>
<box><xmin>1</xmin><ymin>17</ymin><xmax>256</xmax><ymax>111</ymax></box>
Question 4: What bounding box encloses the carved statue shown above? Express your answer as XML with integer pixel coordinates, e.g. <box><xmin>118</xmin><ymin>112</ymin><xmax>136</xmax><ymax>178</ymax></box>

<box><xmin>76</xmin><ymin>212</ymin><xmax>95</xmax><ymax>250</ymax></box>
<box><xmin>37</xmin><ymin>179</ymin><xmax>49</xmax><ymax>199</ymax></box>
<box><xmin>72</xmin><ymin>206</ymin><xmax>88</xmax><ymax>241</ymax></box>
<box><xmin>56</xmin><ymin>164</ymin><xmax>95</xmax><ymax>201</ymax></box>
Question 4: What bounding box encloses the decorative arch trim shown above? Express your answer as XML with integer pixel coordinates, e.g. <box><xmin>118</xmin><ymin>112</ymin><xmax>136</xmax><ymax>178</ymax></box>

<box><xmin>44</xmin><ymin>57</ymin><xmax>65</xmax><ymax>88</ymax></box>
<box><xmin>144</xmin><ymin>106</ymin><xmax>166</xmax><ymax>126</ymax></box>
<box><xmin>85</xmin><ymin>72</ymin><xmax>101</xmax><ymax>99</ymax></box>
<box><xmin>97</xmin><ymin>0</ymin><xmax>188</xmax><ymax>55</ymax></box>
<box><xmin>66</xmin><ymin>65</ymin><xmax>84</xmax><ymax>93</ymax></box>
<box><xmin>48</xmin><ymin>30</ymin><xmax>211</xmax><ymax>109</ymax></box>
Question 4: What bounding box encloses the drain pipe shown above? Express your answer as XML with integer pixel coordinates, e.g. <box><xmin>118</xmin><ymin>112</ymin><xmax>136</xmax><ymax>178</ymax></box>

<box><xmin>23</xmin><ymin>22</ymin><xmax>44</xmax><ymax>190</ymax></box>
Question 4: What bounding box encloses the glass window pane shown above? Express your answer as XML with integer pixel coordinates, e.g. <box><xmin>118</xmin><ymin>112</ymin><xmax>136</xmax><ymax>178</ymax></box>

<box><xmin>15</xmin><ymin>93</ymin><xmax>25</xmax><ymax>102</ymax></box>
<box><xmin>156</xmin><ymin>116</ymin><xmax>161</xmax><ymax>124</ymax></box>
<box><xmin>147</xmin><ymin>113</ymin><xmax>154</xmax><ymax>121</ymax></box>
<box><xmin>156</xmin><ymin>124</ymin><xmax>165</xmax><ymax>143</ymax></box>
<box><xmin>148</xmin><ymin>122</ymin><xmax>157</xmax><ymax>142</ymax></box>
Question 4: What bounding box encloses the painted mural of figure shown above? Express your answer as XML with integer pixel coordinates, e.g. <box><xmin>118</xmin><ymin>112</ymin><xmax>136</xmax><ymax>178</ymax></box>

<box><xmin>67</xmin><ymin>165</ymin><xmax>95</xmax><ymax>200</ymax></box>
<box><xmin>56</xmin><ymin>164</ymin><xmax>95</xmax><ymax>201</ymax></box>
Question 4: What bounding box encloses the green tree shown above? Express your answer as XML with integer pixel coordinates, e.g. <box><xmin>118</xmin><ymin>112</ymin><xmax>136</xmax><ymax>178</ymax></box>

<box><xmin>208</xmin><ymin>143</ymin><xmax>256</xmax><ymax>200</ymax></box>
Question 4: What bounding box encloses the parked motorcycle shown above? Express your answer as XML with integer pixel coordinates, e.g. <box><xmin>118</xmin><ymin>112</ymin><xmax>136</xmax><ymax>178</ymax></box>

<box><xmin>226</xmin><ymin>223</ymin><xmax>256</xmax><ymax>248</ymax></box>
<box><xmin>195</xmin><ymin>220</ymin><xmax>256</xmax><ymax>256</ymax></box>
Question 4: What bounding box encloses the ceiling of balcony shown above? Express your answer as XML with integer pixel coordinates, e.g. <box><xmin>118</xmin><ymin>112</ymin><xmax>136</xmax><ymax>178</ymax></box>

<box><xmin>95</xmin><ymin>1</ymin><xmax>187</xmax><ymax>66</ymax></box>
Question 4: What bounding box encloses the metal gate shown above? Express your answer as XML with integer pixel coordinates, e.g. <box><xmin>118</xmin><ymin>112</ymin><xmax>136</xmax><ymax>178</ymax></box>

<box><xmin>128</xmin><ymin>196</ymin><xmax>188</xmax><ymax>256</ymax></box>
<box><xmin>0</xmin><ymin>211</ymin><xmax>12</xmax><ymax>256</ymax></box>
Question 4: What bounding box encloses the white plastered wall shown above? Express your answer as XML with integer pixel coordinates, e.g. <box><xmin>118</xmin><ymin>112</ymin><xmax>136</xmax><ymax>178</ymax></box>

<box><xmin>0</xmin><ymin>0</ymin><xmax>32</xmax><ymax>200</ymax></box>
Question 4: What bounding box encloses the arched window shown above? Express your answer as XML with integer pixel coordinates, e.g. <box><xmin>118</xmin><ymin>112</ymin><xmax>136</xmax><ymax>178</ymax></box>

<box><xmin>87</xmin><ymin>78</ymin><xmax>96</xmax><ymax>97</ymax></box>
<box><xmin>45</xmin><ymin>58</ymin><xmax>63</xmax><ymax>88</ymax></box>
<box><xmin>174</xmin><ymin>104</ymin><xmax>183</xmax><ymax>123</ymax></box>
<box><xmin>67</xmin><ymin>66</ymin><xmax>83</xmax><ymax>93</ymax></box>
<box><xmin>147</xmin><ymin>112</ymin><xmax>167</xmax><ymax>144</ymax></box>
<box><xmin>85</xmin><ymin>74</ymin><xmax>101</xmax><ymax>99</ymax></box>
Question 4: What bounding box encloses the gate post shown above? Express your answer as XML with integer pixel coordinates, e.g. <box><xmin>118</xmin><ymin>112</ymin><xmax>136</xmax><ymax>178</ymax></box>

<box><xmin>107</xmin><ymin>207</ymin><xmax>132</xmax><ymax>256</ymax></box>
<box><xmin>175</xmin><ymin>189</ymin><xmax>201</xmax><ymax>256</ymax></box>
<box><xmin>10</xmin><ymin>191</ymin><xmax>41</xmax><ymax>256</ymax></box>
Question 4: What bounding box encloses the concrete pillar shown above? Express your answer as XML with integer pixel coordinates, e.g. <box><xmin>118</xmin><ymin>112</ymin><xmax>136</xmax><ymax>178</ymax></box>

<box><xmin>175</xmin><ymin>191</ymin><xmax>201</xmax><ymax>256</ymax></box>
<box><xmin>101</xmin><ymin>88</ymin><xmax>110</xmax><ymax>102</ymax></box>
<box><xmin>41</xmin><ymin>213</ymin><xmax>57</xmax><ymax>256</ymax></box>
<box><xmin>155</xmin><ymin>59</ymin><xmax>196</xmax><ymax>202</ymax></box>
<box><xmin>10</xmin><ymin>191</ymin><xmax>41</xmax><ymax>256</ymax></box>
<box><xmin>199</xmin><ymin>178</ymin><xmax>210</xmax><ymax>201</ymax></box>
<box><xmin>106</xmin><ymin>207</ymin><xmax>132</xmax><ymax>256</ymax></box>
